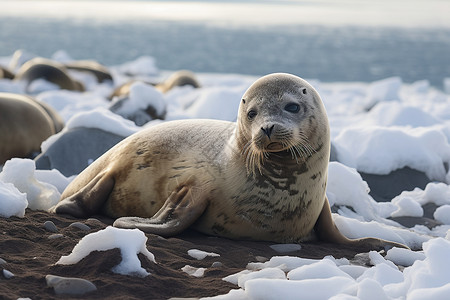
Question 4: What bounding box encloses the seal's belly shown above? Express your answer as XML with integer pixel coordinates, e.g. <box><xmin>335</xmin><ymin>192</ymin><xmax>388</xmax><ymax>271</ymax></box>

<box><xmin>194</xmin><ymin>178</ymin><xmax>326</xmax><ymax>243</ymax></box>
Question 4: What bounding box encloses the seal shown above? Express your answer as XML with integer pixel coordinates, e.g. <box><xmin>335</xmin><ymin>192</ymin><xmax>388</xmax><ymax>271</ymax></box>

<box><xmin>14</xmin><ymin>58</ymin><xmax>85</xmax><ymax>92</ymax></box>
<box><xmin>154</xmin><ymin>70</ymin><xmax>200</xmax><ymax>93</ymax></box>
<box><xmin>64</xmin><ymin>60</ymin><xmax>113</xmax><ymax>83</ymax></box>
<box><xmin>109</xmin><ymin>70</ymin><xmax>200</xmax><ymax>100</ymax></box>
<box><xmin>0</xmin><ymin>93</ymin><xmax>63</xmax><ymax>164</ymax></box>
<box><xmin>51</xmin><ymin>73</ymin><xmax>406</xmax><ymax>250</ymax></box>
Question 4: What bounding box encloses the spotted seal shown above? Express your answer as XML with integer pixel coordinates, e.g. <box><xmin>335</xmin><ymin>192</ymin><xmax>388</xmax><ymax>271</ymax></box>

<box><xmin>51</xmin><ymin>73</ymin><xmax>406</xmax><ymax>250</ymax></box>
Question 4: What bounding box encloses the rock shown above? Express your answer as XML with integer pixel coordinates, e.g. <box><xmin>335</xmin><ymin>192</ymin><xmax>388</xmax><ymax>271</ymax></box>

<box><xmin>35</xmin><ymin>127</ymin><xmax>125</xmax><ymax>176</ymax></box>
<box><xmin>360</xmin><ymin>167</ymin><xmax>430</xmax><ymax>202</ymax></box>
<box><xmin>48</xmin><ymin>234</ymin><xmax>64</xmax><ymax>240</ymax></box>
<box><xmin>3</xmin><ymin>269</ymin><xmax>14</xmax><ymax>279</ymax></box>
<box><xmin>211</xmin><ymin>262</ymin><xmax>223</xmax><ymax>268</ymax></box>
<box><xmin>45</xmin><ymin>274</ymin><xmax>97</xmax><ymax>295</ymax></box>
<box><xmin>69</xmin><ymin>222</ymin><xmax>91</xmax><ymax>231</ymax></box>
<box><xmin>44</xmin><ymin>220</ymin><xmax>58</xmax><ymax>233</ymax></box>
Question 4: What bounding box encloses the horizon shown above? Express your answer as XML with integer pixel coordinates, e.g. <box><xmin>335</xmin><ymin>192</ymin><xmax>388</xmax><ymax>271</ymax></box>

<box><xmin>0</xmin><ymin>0</ymin><xmax>449</xmax><ymax>29</ymax></box>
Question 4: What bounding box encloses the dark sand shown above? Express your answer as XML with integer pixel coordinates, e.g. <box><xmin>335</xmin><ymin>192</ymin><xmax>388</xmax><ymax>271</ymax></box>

<box><xmin>0</xmin><ymin>209</ymin><xmax>371</xmax><ymax>300</ymax></box>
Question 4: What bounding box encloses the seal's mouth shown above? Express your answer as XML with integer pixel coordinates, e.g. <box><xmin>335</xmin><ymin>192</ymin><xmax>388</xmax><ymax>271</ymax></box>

<box><xmin>266</xmin><ymin>142</ymin><xmax>285</xmax><ymax>151</ymax></box>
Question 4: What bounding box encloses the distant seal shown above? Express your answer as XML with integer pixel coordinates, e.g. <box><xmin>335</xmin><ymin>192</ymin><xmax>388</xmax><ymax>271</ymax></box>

<box><xmin>51</xmin><ymin>73</ymin><xmax>405</xmax><ymax>250</ymax></box>
<box><xmin>109</xmin><ymin>70</ymin><xmax>200</xmax><ymax>100</ymax></box>
<box><xmin>0</xmin><ymin>93</ymin><xmax>63</xmax><ymax>164</ymax></box>
<box><xmin>14</xmin><ymin>58</ymin><xmax>85</xmax><ymax>92</ymax></box>
<box><xmin>64</xmin><ymin>60</ymin><xmax>113</xmax><ymax>83</ymax></box>
<box><xmin>155</xmin><ymin>70</ymin><xmax>200</xmax><ymax>93</ymax></box>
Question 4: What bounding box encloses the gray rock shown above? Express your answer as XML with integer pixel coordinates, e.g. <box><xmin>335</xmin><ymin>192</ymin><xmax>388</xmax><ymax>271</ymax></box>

<box><xmin>35</xmin><ymin>127</ymin><xmax>125</xmax><ymax>176</ymax></box>
<box><xmin>44</xmin><ymin>220</ymin><xmax>58</xmax><ymax>233</ymax></box>
<box><xmin>3</xmin><ymin>269</ymin><xmax>14</xmax><ymax>279</ymax></box>
<box><xmin>211</xmin><ymin>261</ymin><xmax>223</xmax><ymax>268</ymax></box>
<box><xmin>48</xmin><ymin>234</ymin><xmax>64</xmax><ymax>240</ymax></box>
<box><xmin>46</xmin><ymin>274</ymin><xmax>97</xmax><ymax>295</ymax></box>
<box><xmin>360</xmin><ymin>167</ymin><xmax>430</xmax><ymax>202</ymax></box>
<box><xmin>69</xmin><ymin>222</ymin><xmax>91</xmax><ymax>231</ymax></box>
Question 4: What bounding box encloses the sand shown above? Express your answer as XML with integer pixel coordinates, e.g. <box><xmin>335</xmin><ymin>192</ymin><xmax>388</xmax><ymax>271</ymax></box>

<box><xmin>0</xmin><ymin>209</ymin><xmax>370</xmax><ymax>300</ymax></box>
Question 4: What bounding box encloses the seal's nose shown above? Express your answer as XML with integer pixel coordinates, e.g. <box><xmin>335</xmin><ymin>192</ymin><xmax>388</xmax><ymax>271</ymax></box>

<box><xmin>261</xmin><ymin>124</ymin><xmax>275</xmax><ymax>139</ymax></box>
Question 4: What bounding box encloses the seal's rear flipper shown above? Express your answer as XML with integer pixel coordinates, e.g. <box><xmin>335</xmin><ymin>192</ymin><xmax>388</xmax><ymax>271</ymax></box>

<box><xmin>314</xmin><ymin>197</ymin><xmax>409</xmax><ymax>251</ymax></box>
<box><xmin>113</xmin><ymin>185</ymin><xmax>208</xmax><ymax>236</ymax></box>
<box><xmin>50</xmin><ymin>172</ymin><xmax>115</xmax><ymax>218</ymax></box>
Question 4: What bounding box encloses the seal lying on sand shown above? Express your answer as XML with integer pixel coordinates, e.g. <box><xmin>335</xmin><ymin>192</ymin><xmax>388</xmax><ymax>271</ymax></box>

<box><xmin>52</xmin><ymin>73</ymin><xmax>406</xmax><ymax>250</ymax></box>
<box><xmin>0</xmin><ymin>93</ymin><xmax>64</xmax><ymax>164</ymax></box>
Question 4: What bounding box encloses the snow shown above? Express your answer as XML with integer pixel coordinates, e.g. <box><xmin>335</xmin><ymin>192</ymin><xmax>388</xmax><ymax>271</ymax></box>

<box><xmin>434</xmin><ymin>205</ymin><xmax>450</xmax><ymax>225</ymax></box>
<box><xmin>334</xmin><ymin>126</ymin><xmax>450</xmax><ymax>181</ymax></box>
<box><xmin>0</xmin><ymin>159</ymin><xmax>60</xmax><ymax>210</ymax></box>
<box><xmin>1</xmin><ymin>49</ymin><xmax>450</xmax><ymax>297</ymax></box>
<box><xmin>112</xmin><ymin>81</ymin><xmax>165</xmax><ymax>117</ymax></box>
<box><xmin>327</xmin><ymin>162</ymin><xmax>396</xmax><ymax>221</ymax></box>
<box><xmin>0</xmin><ymin>181</ymin><xmax>27</xmax><ymax>218</ymax></box>
<box><xmin>181</xmin><ymin>265</ymin><xmax>206</xmax><ymax>278</ymax></box>
<box><xmin>188</xmin><ymin>249</ymin><xmax>220</xmax><ymax>260</ymax></box>
<box><xmin>56</xmin><ymin>226</ymin><xmax>155</xmax><ymax>277</ymax></box>
<box><xmin>385</xmin><ymin>247</ymin><xmax>426</xmax><ymax>267</ymax></box>
<box><xmin>206</xmin><ymin>239</ymin><xmax>450</xmax><ymax>300</ymax></box>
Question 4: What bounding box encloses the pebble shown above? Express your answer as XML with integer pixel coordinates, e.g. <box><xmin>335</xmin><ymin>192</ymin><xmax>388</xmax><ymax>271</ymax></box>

<box><xmin>48</xmin><ymin>234</ymin><xmax>64</xmax><ymax>240</ymax></box>
<box><xmin>86</xmin><ymin>218</ymin><xmax>103</xmax><ymax>226</ymax></box>
<box><xmin>46</xmin><ymin>274</ymin><xmax>97</xmax><ymax>295</ymax></box>
<box><xmin>44</xmin><ymin>221</ymin><xmax>58</xmax><ymax>233</ymax></box>
<box><xmin>69</xmin><ymin>222</ymin><xmax>91</xmax><ymax>231</ymax></box>
<box><xmin>0</xmin><ymin>258</ymin><xmax>7</xmax><ymax>265</ymax></box>
<box><xmin>3</xmin><ymin>269</ymin><xmax>14</xmax><ymax>279</ymax></box>
<box><xmin>211</xmin><ymin>261</ymin><xmax>223</xmax><ymax>268</ymax></box>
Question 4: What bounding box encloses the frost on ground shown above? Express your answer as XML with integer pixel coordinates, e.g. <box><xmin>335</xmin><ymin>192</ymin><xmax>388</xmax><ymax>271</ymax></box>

<box><xmin>1</xmin><ymin>51</ymin><xmax>450</xmax><ymax>298</ymax></box>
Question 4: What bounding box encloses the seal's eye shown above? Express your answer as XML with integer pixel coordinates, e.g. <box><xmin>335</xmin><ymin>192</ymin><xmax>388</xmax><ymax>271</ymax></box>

<box><xmin>285</xmin><ymin>103</ymin><xmax>300</xmax><ymax>113</ymax></box>
<box><xmin>247</xmin><ymin>110</ymin><xmax>257</xmax><ymax>120</ymax></box>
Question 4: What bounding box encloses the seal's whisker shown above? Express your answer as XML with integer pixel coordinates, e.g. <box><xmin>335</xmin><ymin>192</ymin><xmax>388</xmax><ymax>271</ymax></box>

<box><xmin>298</xmin><ymin>132</ymin><xmax>317</xmax><ymax>156</ymax></box>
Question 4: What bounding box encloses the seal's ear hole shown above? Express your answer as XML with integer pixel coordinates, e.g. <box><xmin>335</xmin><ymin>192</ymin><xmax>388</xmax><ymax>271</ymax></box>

<box><xmin>242</xmin><ymin>99</ymin><xmax>246</xmax><ymax>104</ymax></box>
<box><xmin>302</xmin><ymin>88</ymin><xmax>307</xmax><ymax>95</ymax></box>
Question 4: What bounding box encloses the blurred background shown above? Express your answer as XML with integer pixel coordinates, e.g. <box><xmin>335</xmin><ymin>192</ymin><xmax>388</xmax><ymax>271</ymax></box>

<box><xmin>0</xmin><ymin>0</ymin><xmax>449</xmax><ymax>88</ymax></box>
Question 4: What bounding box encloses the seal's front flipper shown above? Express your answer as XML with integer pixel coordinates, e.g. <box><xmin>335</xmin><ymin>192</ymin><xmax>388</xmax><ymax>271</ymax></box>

<box><xmin>113</xmin><ymin>185</ymin><xmax>208</xmax><ymax>236</ymax></box>
<box><xmin>314</xmin><ymin>197</ymin><xmax>409</xmax><ymax>251</ymax></box>
<box><xmin>50</xmin><ymin>172</ymin><xmax>114</xmax><ymax>218</ymax></box>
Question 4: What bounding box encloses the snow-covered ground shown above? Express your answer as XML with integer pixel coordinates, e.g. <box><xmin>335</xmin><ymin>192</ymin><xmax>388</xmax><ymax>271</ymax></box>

<box><xmin>1</xmin><ymin>50</ymin><xmax>450</xmax><ymax>298</ymax></box>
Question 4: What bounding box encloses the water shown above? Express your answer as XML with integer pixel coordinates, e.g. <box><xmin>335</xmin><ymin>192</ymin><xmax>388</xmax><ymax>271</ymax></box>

<box><xmin>1</xmin><ymin>16</ymin><xmax>449</xmax><ymax>87</ymax></box>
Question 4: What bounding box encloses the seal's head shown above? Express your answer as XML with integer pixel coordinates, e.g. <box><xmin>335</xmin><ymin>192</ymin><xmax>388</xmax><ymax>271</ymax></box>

<box><xmin>236</xmin><ymin>73</ymin><xmax>329</xmax><ymax>175</ymax></box>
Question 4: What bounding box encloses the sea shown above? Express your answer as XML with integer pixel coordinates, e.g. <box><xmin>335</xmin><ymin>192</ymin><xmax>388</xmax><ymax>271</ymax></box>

<box><xmin>0</xmin><ymin>0</ymin><xmax>449</xmax><ymax>88</ymax></box>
